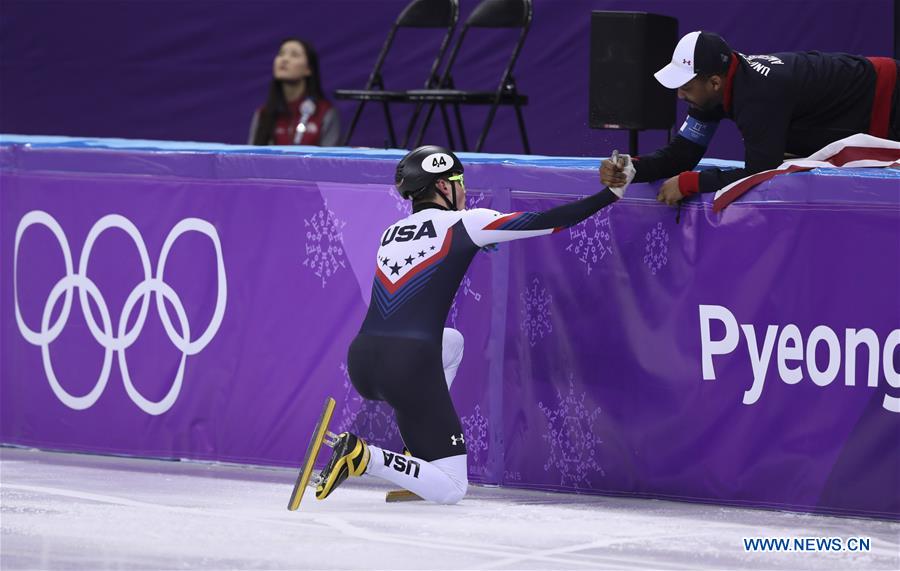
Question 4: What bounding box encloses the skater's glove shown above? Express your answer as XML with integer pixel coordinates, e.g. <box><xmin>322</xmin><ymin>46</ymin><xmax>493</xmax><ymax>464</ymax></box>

<box><xmin>608</xmin><ymin>151</ymin><xmax>635</xmax><ymax>199</ymax></box>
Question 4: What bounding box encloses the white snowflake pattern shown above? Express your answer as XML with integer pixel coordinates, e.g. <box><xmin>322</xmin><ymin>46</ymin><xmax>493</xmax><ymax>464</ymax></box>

<box><xmin>302</xmin><ymin>202</ymin><xmax>348</xmax><ymax>288</ymax></box>
<box><xmin>387</xmin><ymin>187</ymin><xmax>413</xmax><ymax>216</ymax></box>
<box><xmin>334</xmin><ymin>362</ymin><xmax>399</xmax><ymax>447</ymax></box>
<box><xmin>448</xmin><ymin>274</ymin><xmax>482</xmax><ymax>327</ymax></box>
<box><xmin>460</xmin><ymin>405</ymin><xmax>489</xmax><ymax>467</ymax></box>
<box><xmin>565</xmin><ymin>204</ymin><xmax>613</xmax><ymax>275</ymax></box>
<box><xmin>521</xmin><ymin>277</ymin><xmax>553</xmax><ymax>347</ymax></box>
<box><xmin>643</xmin><ymin>222</ymin><xmax>669</xmax><ymax>275</ymax></box>
<box><xmin>538</xmin><ymin>375</ymin><xmax>605</xmax><ymax>488</ymax></box>
<box><xmin>465</xmin><ymin>191</ymin><xmax>486</xmax><ymax>209</ymax></box>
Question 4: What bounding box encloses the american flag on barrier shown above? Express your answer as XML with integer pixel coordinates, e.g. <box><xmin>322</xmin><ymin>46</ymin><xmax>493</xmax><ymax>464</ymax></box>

<box><xmin>712</xmin><ymin>134</ymin><xmax>900</xmax><ymax>212</ymax></box>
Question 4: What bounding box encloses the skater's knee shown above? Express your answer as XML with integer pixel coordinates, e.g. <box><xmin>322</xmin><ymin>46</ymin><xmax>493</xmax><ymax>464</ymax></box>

<box><xmin>435</xmin><ymin>480</ymin><xmax>467</xmax><ymax>505</ymax></box>
<box><xmin>430</xmin><ymin>454</ymin><xmax>468</xmax><ymax>504</ymax></box>
<box><xmin>442</xmin><ymin>328</ymin><xmax>464</xmax><ymax>366</ymax></box>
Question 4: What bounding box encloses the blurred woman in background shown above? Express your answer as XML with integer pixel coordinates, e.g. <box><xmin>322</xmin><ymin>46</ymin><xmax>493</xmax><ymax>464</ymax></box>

<box><xmin>249</xmin><ymin>38</ymin><xmax>340</xmax><ymax>146</ymax></box>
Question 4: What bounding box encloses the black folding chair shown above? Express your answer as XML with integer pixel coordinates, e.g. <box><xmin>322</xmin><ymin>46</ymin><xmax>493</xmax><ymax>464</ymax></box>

<box><xmin>405</xmin><ymin>0</ymin><xmax>532</xmax><ymax>153</ymax></box>
<box><xmin>334</xmin><ymin>0</ymin><xmax>459</xmax><ymax>148</ymax></box>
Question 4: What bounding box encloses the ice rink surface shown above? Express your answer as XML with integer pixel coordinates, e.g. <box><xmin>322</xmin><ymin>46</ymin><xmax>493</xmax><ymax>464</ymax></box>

<box><xmin>2</xmin><ymin>447</ymin><xmax>898</xmax><ymax>570</ymax></box>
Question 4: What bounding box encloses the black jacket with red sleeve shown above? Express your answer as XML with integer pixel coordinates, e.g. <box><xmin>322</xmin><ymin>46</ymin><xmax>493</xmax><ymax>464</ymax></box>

<box><xmin>633</xmin><ymin>51</ymin><xmax>895</xmax><ymax>195</ymax></box>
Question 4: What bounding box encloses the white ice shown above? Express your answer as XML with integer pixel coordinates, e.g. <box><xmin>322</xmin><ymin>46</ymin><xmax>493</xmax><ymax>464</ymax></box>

<box><xmin>2</xmin><ymin>447</ymin><xmax>898</xmax><ymax>570</ymax></box>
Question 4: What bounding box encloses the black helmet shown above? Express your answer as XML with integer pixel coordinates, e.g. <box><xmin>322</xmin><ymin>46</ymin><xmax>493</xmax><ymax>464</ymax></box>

<box><xmin>395</xmin><ymin>145</ymin><xmax>464</xmax><ymax>200</ymax></box>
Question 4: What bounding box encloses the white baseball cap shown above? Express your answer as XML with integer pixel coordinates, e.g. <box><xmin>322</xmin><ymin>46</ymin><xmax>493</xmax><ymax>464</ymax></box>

<box><xmin>654</xmin><ymin>31</ymin><xmax>733</xmax><ymax>89</ymax></box>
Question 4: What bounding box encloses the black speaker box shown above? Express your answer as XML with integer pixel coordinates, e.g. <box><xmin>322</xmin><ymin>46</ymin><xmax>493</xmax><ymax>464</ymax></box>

<box><xmin>589</xmin><ymin>11</ymin><xmax>678</xmax><ymax>130</ymax></box>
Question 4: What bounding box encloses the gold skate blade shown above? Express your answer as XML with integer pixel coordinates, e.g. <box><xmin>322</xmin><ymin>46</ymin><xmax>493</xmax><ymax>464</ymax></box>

<box><xmin>385</xmin><ymin>489</ymin><xmax>423</xmax><ymax>503</ymax></box>
<box><xmin>287</xmin><ymin>397</ymin><xmax>335</xmax><ymax>511</ymax></box>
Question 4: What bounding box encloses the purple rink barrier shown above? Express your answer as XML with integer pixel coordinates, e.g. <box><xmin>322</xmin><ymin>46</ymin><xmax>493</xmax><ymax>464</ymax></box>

<box><xmin>1</xmin><ymin>136</ymin><xmax>898</xmax><ymax>520</ymax></box>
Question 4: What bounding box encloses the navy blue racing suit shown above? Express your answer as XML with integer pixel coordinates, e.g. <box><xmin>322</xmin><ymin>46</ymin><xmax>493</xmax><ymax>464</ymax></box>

<box><xmin>348</xmin><ymin>188</ymin><xmax>619</xmax><ymax>460</ymax></box>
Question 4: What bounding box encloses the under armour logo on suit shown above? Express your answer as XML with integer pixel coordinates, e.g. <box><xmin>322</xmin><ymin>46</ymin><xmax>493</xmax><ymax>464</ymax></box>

<box><xmin>450</xmin><ymin>434</ymin><xmax>465</xmax><ymax>446</ymax></box>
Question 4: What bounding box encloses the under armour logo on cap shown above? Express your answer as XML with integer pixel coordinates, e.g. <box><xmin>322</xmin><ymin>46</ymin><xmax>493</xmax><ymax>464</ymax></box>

<box><xmin>450</xmin><ymin>433</ymin><xmax>465</xmax><ymax>446</ymax></box>
<box><xmin>655</xmin><ymin>31</ymin><xmax>732</xmax><ymax>89</ymax></box>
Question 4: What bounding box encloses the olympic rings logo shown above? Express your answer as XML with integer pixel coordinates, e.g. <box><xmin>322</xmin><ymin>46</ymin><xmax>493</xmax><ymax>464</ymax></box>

<box><xmin>14</xmin><ymin>211</ymin><xmax>227</xmax><ymax>415</ymax></box>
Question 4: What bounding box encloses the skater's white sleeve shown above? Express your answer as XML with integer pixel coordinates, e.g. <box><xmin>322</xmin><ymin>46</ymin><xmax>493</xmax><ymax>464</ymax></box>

<box><xmin>460</xmin><ymin>188</ymin><xmax>620</xmax><ymax>248</ymax></box>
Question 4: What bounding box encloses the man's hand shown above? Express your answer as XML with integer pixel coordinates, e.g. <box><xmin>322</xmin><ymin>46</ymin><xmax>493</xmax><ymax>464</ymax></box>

<box><xmin>599</xmin><ymin>157</ymin><xmax>628</xmax><ymax>188</ymax></box>
<box><xmin>657</xmin><ymin>175</ymin><xmax>684</xmax><ymax>205</ymax></box>
<box><xmin>600</xmin><ymin>151</ymin><xmax>635</xmax><ymax>198</ymax></box>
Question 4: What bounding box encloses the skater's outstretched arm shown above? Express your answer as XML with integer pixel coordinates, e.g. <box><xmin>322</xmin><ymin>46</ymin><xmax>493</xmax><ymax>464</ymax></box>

<box><xmin>462</xmin><ymin>155</ymin><xmax>634</xmax><ymax>248</ymax></box>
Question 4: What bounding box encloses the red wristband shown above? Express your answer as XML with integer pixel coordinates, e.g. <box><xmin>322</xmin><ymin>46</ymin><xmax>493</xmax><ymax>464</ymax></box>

<box><xmin>678</xmin><ymin>171</ymin><xmax>700</xmax><ymax>196</ymax></box>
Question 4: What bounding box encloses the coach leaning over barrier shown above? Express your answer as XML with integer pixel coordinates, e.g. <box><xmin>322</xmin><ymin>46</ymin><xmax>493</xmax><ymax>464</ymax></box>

<box><xmin>599</xmin><ymin>31</ymin><xmax>900</xmax><ymax>205</ymax></box>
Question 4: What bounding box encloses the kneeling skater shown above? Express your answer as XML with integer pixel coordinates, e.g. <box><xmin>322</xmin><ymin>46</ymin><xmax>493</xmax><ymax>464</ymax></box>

<box><xmin>315</xmin><ymin>145</ymin><xmax>634</xmax><ymax>504</ymax></box>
